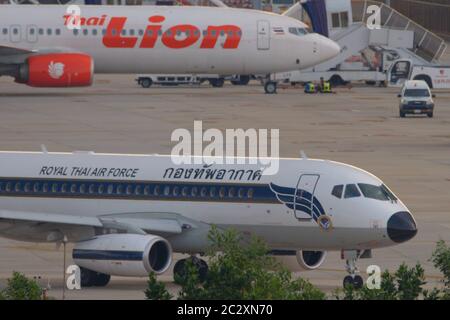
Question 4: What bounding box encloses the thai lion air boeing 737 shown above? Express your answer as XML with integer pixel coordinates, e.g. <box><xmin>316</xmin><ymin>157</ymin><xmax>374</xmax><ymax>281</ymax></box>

<box><xmin>0</xmin><ymin>5</ymin><xmax>340</xmax><ymax>92</ymax></box>
<box><xmin>0</xmin><ymin>151</ymin><xmax>417</xmax><ymax>288</ymax></box>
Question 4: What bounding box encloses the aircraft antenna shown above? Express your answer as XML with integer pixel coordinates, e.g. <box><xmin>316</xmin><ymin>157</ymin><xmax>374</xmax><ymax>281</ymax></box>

<box><xmin>300</xmin><ymin>150</ymin><xmax>308</xmax><ymax>159</ymax></box>
<box><xmin>40</xmin><ymin>144</ymin><xmax>48</xmax><ymax>154</ymax></box>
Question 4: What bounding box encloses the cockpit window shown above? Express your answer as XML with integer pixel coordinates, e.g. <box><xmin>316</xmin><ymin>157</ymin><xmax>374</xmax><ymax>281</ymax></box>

<box><xmin>358</xmin><ymin>183</ymin><xmax>389</xmax><ymax>201</ymax></box>
<box><xmin>381</xmin><ymin>184</ymin><xmax>398</xmax><ymax>201</ymax></box>
<box><xmin>358</xmin><ymin>183</ymin><xmax>398</xmax><ymax>201</ymax></box>
<box><xmin>331</xmin><ymin>185</ymin><xmax>343</xmax><ymax>198</ymax></box>
<box><xmin>288</xmin><ymin>27</ymin><xmax>309</xmax><ymax>36</ymax></box>
<box><xmin>344</xmin><ymin>184</ymin><xmax>361</xmax><ymax>198</ymax></box>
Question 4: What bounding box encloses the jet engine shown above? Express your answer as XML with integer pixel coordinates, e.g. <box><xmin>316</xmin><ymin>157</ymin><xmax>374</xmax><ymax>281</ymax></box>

<box><xmin>73</xmin><ymin>234</ymin><xmax>172</xmax><ymax>277</ymax></box>
<box><xmin>276</xmin><ymin>250</ymin><xmax>327</xmax><ymax>271</ymax></box>
<box><xmin>14</xmin><ymin>53</ymin><xmax>94</xmax><ymax>87</ymax></box>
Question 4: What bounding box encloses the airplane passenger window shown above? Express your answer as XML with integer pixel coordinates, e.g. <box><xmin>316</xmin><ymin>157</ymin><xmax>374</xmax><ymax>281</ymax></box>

<box><xmin>2</xmin><ymin>28</ymin><xmax>7</xmax><ymax>35</ymax></box>
<box><xmin>219</xmin><ymin>187</ymin><xmax>226</xmax><ymax>198</ymax></box>
<box><xmin>73</xmin><ymin>29</ymin><xmax>79</xmax><ymax>36</ymax></box>
<box><xmin>39</xmin><ymin>29</ymin><xmax>44</xmax><ymax>35</ymax></box>
<box><xmin>47</xmin><ymin>29</ymin><xmax>52</xmax><ymax>36</ymax></box>
<box><xmin>115</xmin><ymin>184</ymin><xmax>122</xmax><ymax>195</ymax></box>
<box><xmin>357</xmin><ymin>183</ymin><xmax>389</xmax><ymax>201</ymax></box>
<box><xmin>182</xmin><ymin>186</ymin><xmax>189</xmax><ymax>197</ymax></box>
<box><xmin>135</xmin><ymin>185</ymin><xmax>142</xmax><ymax>195</ymax></box>
<box><xmin>71</xmin><ymin>184</ymin><xmax>78</xmax><ymax>193</ymax></box>
<box><xmin>228</xmin><ymin>187</ymin><xmax>235</xmax><ymax>198</ymax></box>
<box><xmin>144</xmin><ymin>185</ymin><xmax>151</xmax><ymax>195</ymax></box>
<box><xmin>238</xmin><ymin>188</ymin><xmax>245</xmax><ymax>198</ymax></box>
<box><xmin>138</xmin><ymin>30</ymin><xmax>144</xmax><ymax>36</ymax></box>
<box><xmin>210</xmin><ymin>187</ymin><xmax>216</xmax><ymax>197</ymax></box>
<box><xmin>102</xmin><ymin>29</ymin><xmax>106</xmax><ymax>35</ymax></box>
<box><xmin>43</xmin><ymin>183</ymin><xmax>49</xmax><ymax>193</ymax></box>
<box><xmin>83</xmin><ymin>29</ymin><xmax>88</xmax><ymax>36</ymax></box>
<box><xmin>56</xmin><ymin>29</ymin><xmax>61</xmax><ymax>36</ymax></box>
<box><xmin>121</xmin><ymin>29</ymin><xmax>127</xmax><ymax>36</ymax></box>
<box><xmin>29</xmin><ymin>29</ymin><xmax>35</xmax><ymax>35</ymax></box>
<box><xmin>163</xmin><ymin>186</ymin><xmax>170</xmax><ymax>196</ymax></box>
<box><xmin>88</xmin><ymin>184</ymin><xmax>95</xmax><ymax>194</ymax></box>
<box><xmin>154</xmin><ymin>185</ymin><xmax>160</xmax><ymax>196</ymax></box>
<box><xmin>126</xmin><ymin>185</ymin><xmax>133</xmax><ymax>195</ymax></box>
<box><xmin>129</xmin><ymin>29</ymin><xmax>135</xmax><ymax>36</ymax></box>
<box><xmin>92</xmin><ymin>29</ymin><xmax>98</xmax><ymax>36</ymax></box>
<box><xmin>13</xmin><ymin>28</ymin><xmax>18</xmax><ymax>35</ymax></box>
<box><xmin>173</xmin><ymin>186</ymin><xmax>180</xmax><ymax>196</ymax></box>
<box><xmin>331</xmin><ymin>185</ymin><xmax>343</xmax><ymax>198</ymax></box>
<box><xmin>24</xmin><ymin>183</ymin><xmax>31</xmax><ymax>193</ymax></box>
<box><xmin>200</xmin><ymin>187</ymin><xmax>207</xmax><ymax>197</ymax></box>
<box><xmin>52</xmin><ymin>183</ymin><xmax>58</xmax><ymax>193</ymax></box>
<box><xmin>61</xmin><ymin>184</ymin><xmax>68</xmax><ymax>193</ymax></box>
<box><xmin>15</xmin><ymin>182</ymin><xmax>21</xmax><ymax>192</ymax></box>
<box><xmin>344</xmin><ymin>184</ymin><xmax>361</xmax><ymax>198</ymax></box>
<box><xmin>0</xmin><ymin>182</ymin><xmax>3</xmax><ymax>192</ymax></box>
<box><xmin>33</xmin><ymin>183</ymin><xmax>40</xmax><ymax>192</ymax></box>
<box><xmin>191</xmin><ymin>187</ymin><xmax>198</xmax><ymax>197</ymax></box>
<box><xmin>98</xmin><ymin>184</ymin><xmax>105</xmax><ymax>194</ymax></box>
<box><xmin>247</xmin><ymin>188</ymin><xmax>254</xmax><ymax>199</ymax></box>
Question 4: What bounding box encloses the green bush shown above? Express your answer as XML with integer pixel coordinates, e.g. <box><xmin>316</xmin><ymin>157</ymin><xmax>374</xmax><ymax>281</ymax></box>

<box><xmin>429</xmin><ymin>240</ymin><xmax>450</xmax><ymax>299</ymax></box>
<box><xmin>0</xmin><ymin>272</ymin><xmax>42</xmax><ymax>300</ymax></box>
<box><xmin>144</xmin><ymin>272</ymin><xmax>173</xmax><ymax>300</ymax></box>
<box><xmin>146</xmin><ymin>227</ymin><xmax>325</xmax><ymax>300</ymax></box>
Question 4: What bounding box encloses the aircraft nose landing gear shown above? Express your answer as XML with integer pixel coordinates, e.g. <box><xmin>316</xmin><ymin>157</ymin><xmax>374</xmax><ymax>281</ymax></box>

<box><xmin>342</xmin><ymin>250</ymin><xmax>364</xmax><ymax>289</ymax></box>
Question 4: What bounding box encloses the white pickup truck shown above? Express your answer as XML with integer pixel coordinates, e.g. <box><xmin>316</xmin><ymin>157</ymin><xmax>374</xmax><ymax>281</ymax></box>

<box><xmin>387</xmin><ymin>59</ymin><xmax>450</xmax><ymax>89</ymax></box>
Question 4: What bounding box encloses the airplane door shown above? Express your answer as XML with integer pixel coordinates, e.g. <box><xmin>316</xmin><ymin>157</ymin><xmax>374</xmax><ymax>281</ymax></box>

<box><xmin>257</xmin><ymin>20</ymin><xmax>270</xmax><ymax>50</ymax></box>
<box><xmin>294</xmin><ymin>174</ymin><xmax>320</xmax><ymax>220</ymax></box>
<box><xmin>26</xmin><ymin>25</ymin><xmax>38</xmax><ymax>43</ymax></box>
<box><xmin>9</xmin><ymin>25</ymin><xmax>22</xmax><ymax>43</ymax></box>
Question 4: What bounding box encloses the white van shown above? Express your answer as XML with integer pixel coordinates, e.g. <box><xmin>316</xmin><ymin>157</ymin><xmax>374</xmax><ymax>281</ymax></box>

<box><xmin>397</xmin><ymin>80</ymin><xmax>435</xmax><ymax>118</ymax></box>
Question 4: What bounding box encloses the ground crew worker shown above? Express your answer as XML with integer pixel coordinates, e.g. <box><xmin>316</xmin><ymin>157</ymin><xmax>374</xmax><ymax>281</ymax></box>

<box><xmin>304</xmin><ymin>82</ymin><xmax>317</xmax><ymax>94</ymax></box>
<box><xmin>319</xmin><ymin>77</ymin><xmax>332</xmax><ymax>93</ymax></box>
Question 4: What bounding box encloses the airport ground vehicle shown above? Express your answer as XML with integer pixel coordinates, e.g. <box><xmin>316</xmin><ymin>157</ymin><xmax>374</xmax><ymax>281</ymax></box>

<box><xmin>397</xmin><ymin>80</ymin><xmax>435</xmax><ymax>118</ymax></box>
<box><xmin>388</xmin><ymin>59</ymin><xmax>450</xmax><ymax>89</ymax></box>
<box><xmin>135</xmin><ymin>74</ymin><xmax>251</xmax><ymax>88</ymax></box>
<box><xmin>277</xmin><ymin>0</ymin><xmax>447</xmax><ymax>87</ymax></box>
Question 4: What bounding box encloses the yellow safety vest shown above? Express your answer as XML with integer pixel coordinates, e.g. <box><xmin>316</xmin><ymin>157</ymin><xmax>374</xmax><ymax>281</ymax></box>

<box><xmin>322</xmin><ymin>81</ymin><xmax>331</xmax><ymax>93</ymax></box>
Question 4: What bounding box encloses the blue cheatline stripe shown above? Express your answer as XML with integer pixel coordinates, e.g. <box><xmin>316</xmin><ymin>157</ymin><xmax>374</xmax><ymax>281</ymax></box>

<box><xmin>0</xmin><ymin>177</ymin><xmax>277</xmax><ymax>204</ymax></box>
<box><xmin>72</xmin><ymin>249</ymin><xmax>143</xmax><ymax>261</ymax></box>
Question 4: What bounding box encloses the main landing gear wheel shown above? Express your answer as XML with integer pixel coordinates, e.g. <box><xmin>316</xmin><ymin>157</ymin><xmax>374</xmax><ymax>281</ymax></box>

<box><xmin>264</xmin><ymin>81</ymin><xmax>277</xmax><ymax>94</ymax></box>
<box><xmin>80</xmin><ymin>267</ymin><xmax>111</xmax><ymax>287</ymax></box>
<box><xmin>173</xmin><ymin>256</ymin><xmax>208</xmax><ymax>283</ymax></box>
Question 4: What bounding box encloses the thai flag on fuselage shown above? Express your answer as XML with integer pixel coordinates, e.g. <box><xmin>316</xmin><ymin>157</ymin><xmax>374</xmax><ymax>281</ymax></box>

<box><xmin>273</xmin><ymin>27</ymin><xmax>285</xmax><ymax>35</ymax></box>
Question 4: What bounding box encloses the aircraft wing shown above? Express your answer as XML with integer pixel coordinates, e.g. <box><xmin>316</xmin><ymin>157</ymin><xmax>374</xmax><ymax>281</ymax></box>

<box><xmin>0</xmin><ymin>45</ymin><xmax>35</xmax><ymax>56</ymax></box>
<box><xmin>0</xmin><ymin>210</ymin><xmax>205</xmax><ymax>240</ymax></box>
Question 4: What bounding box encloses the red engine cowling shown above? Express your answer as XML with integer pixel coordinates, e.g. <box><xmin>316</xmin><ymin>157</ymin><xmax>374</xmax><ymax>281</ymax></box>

<box><xmin>19</xmin><ymin>53</ymin><xmax>94</xmax><ymax>87</ymax></box>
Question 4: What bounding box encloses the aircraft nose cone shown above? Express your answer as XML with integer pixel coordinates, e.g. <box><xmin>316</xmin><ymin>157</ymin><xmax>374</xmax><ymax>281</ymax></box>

<box><xmin>323</xmin><ymin>40</ymin><xmax>340</xmax><ymax>60</ymax></box>
<box><xmin>387</xmin><ymin>211</ymin><xmax>417</xmax><ymax>243</ymax></box>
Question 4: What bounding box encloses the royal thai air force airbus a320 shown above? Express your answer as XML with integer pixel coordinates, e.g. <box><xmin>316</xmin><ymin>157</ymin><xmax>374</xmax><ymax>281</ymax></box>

<box><xmin>0</xmin><ymin>4</ymin><xmax>340</xmax><ymax>93</ymax></box>
<box><xmin>0</xmin><ymin>151</ymin><xmax>417</xmax><ymax>288</ymax></box>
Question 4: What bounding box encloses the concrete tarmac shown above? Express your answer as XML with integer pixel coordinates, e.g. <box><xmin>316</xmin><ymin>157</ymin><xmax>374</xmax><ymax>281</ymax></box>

<box><xmin>0</xmin><ymin>74</ymin><xmax>449</xmax><ymax>299</ymax></box>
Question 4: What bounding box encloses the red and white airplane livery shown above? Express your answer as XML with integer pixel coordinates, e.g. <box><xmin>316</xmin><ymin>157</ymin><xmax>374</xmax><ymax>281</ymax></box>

<box><xmin>0</xmin><ymin>4</ymin><xmax>340</xmax><ymax>92</ymax></box>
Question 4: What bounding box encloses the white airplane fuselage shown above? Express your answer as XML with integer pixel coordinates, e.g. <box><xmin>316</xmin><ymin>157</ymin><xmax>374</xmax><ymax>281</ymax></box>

<box><xmin>0</xmin><ymin>5</ymin><xmax>340</xmax><ymax>75</ymax></box>
<box><xmin>0</xmin><ymin>151</ymin><xmax>417</xmax><ymax>254</ymax></box>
